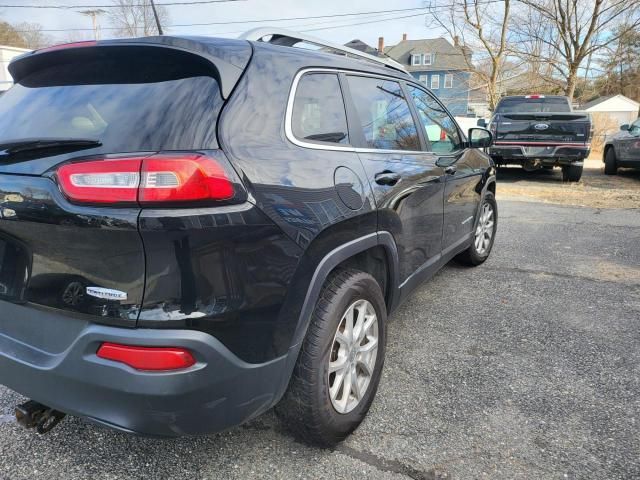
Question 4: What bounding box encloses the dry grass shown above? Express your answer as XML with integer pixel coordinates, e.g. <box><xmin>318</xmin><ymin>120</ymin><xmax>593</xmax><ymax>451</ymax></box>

<box><xmin>496</xmin><ymin>159</ymin><xmax>640</xmax><ymax>209</ymax></box>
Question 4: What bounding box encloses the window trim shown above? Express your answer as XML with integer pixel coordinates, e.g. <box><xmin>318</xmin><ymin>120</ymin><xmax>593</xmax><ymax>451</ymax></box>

<box><xmin>430</xmin><ymin>75</ymin><xmax>440</xmax><ymax>89</ymax></box>
<box><xmin>411</xmin><ymin>54</ymin><xmax>422</xmax><ymax>66</ymax></box>
<box><xmin>444</xmin><ymin>73</ymin><xmax>453</xmax><ymax>89</ymax></box>
<box><xmin>285</xmin><ymin>67</ymin><xmax>428</xmax><ymax>154</ymax></box>
<box><xmin>423</xmin><ymin>53</ymin><xmax>432</xmax><ymax>66</ymax></box>
<box><xmin>289</xmin><ymin>71</ymin><xmax>351</xmax><ymax>148</ymax></box>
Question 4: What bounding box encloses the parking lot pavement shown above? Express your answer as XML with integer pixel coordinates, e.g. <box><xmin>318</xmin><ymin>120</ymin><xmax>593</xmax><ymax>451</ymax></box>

<box><xmin>1</xmin><ymin>200</ymin><xmax>639</xmax><ymax>480</ymax></box>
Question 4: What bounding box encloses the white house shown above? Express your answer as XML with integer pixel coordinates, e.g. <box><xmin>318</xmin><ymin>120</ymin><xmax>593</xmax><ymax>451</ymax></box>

<box><xmin>581</xmin><ymin>94</ymin><xmax>640</xmax><ymax>127</ymax></box>
<box><xmin>0</xmin><ymin>45</ymin><xmax>31</xmax><ymax>92</ymax></box>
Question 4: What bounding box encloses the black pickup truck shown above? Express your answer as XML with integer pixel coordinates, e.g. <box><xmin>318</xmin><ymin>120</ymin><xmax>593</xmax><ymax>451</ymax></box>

<box><xmin>479</xmin><ymin>95</ymin><xmax>592</xmax><ymax>182</ymax></box>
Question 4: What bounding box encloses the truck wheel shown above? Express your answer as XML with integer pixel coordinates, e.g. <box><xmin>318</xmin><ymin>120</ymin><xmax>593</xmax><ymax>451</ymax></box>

<box><xmin>456</xmin><ymin>191</ymin><xmax>497</xmax><ymax>266</ymax></box>
<box><xmin>562</xmin><ymin>164</ymin><xmax>583</xmax><ymax>182</ymax></box>
<box><xmin>276</xmin><ymin>269</ymin><xmax>387</xmax><ymax>447</ymax></box>
<box><xmin>604</xmin><ymin>148</ymin><xmax>618</xmax><ymax>175</ymax></box>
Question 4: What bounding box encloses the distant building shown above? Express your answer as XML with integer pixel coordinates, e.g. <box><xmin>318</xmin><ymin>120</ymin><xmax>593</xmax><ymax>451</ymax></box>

<box><xmin>0</xmin><ymin>45</ymin><xmax>31</xmax><ymax>92</ymax></box>
<box><xmin>581</xmin><ymin>94</ymin><xmax>640</xmax><ymax>127</ymax></box>
<box><xmin>382</xmin><ymin>34</ymin><xmax>472</xmax><ymax>116</ymax></box>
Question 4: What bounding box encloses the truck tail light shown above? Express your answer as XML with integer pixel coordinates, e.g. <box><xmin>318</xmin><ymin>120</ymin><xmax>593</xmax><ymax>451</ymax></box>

<box><xmin>56</xmin><ymin>154</ymin><xmax>234</xmax><ymax>205</ymax></box>
<box><xmin>97</xmin><ymin>342</ymin><xmax>196</xmax><ymax>371</ymax></box>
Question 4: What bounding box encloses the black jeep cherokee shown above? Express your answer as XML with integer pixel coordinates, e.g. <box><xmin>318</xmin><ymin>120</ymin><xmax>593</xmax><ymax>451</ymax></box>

<box><xmin>0</xmin><ymin>33</ymin><xmax>497</xmax><ymax>446</ymax></box>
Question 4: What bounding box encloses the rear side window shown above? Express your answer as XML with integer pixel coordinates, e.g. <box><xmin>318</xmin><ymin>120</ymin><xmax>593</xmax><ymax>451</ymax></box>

<box><xmin>346</xmin><ymin>75</ymin><xmax>420</xmax><ymax>151</ymax></box>
<box><xmin>495</xmin><ymin>97</ymin><xmax>571</xmax><ymax>113</ymax></box>
<box><xmin>291</xmin><ymin>73</ymin><xmax>349</xmax><ymax>145</ymax></box>
<box><xmin>0</xmin><ymin>48</ymin><xmax>222</xmax><ymax>152</ymax></box>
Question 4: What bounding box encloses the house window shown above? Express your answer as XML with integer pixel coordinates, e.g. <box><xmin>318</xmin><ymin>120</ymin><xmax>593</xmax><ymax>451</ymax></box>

<box><xmin>430</xmin><ymin>75</ymin><xmax>440</xmax><ymax>89</ymax></box>
<box><xmin>411</xmin><ymin>54</ymin><xmax>421</xmax><ymax>66</ymax></box>
<box><xmin>423</xmin><ymin>53</ymin><xmax>432</xmax><ymax>65</ymax></box>
<box><xmin>418</xmin><ymin>75</ymin><xmax>428</xmax><ymax>86</ymax></box>
<box><xmin>444</xmin><ymin>74</ymin><xmax>453</xmax><ymax>88</ymax></box>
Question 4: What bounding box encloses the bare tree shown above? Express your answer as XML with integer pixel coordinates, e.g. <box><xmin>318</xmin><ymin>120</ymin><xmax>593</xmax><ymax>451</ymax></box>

<box><xmin>427</xmin><ymin>0</ymin><xmax>513</xmax><ymax>111</ymax></box>
<box><xmin>514</xmin><ymin>0</ymin><xmax>640</xmax><ymax>102</ymax></box>
<box><xmin>108</xmin><ymin>0</ymin><xmax>169</xmax><ymax>37</ymax></box>
<box><xmin>0</xmin><ymin>21</ymin><xmax>28</xmax><ymax>48</ymax></box>
<box><xmin>14</xmin><ymin>22</ymin><xmax>51</xmax><ymax>49</ymax></box>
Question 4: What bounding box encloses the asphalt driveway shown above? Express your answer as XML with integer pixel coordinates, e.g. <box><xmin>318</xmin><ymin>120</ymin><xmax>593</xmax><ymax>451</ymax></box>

<box><xmin>1</xmin><ymin>199</ymin><xmax>639</xmax><ymax>480</ymax></box>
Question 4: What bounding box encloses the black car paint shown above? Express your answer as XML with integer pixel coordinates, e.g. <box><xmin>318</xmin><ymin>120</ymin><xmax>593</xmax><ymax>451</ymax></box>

<box><xmin>0</xmin><ymin>36</ymin><xmax>496</xmax><ymax>435</ymax></box>
<box><xmin>604</xmin><ymin>119</ymin><xmax>640</xmax><ymax>169</ymax></box>
<box><xmin>487</xmin><ymin>96</ymin><xmax>591</xmax><ymax>167</ymax></box>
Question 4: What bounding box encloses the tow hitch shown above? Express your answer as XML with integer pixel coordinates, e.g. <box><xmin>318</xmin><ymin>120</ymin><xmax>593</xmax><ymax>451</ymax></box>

<box><xmin>15</xmin><ymin>400</ymin><xmax>66</xmax><ymax>434</ymax></box>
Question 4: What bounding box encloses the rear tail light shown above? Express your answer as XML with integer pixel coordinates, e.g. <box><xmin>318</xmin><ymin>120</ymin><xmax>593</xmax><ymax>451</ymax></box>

<box><xmin>56</xmin><ymin>154</ymin><xmax>234</xmax><ymax>205</ymax></box>
<box><xmin>97</xmin><ymin>342</ymin><xmax>196</xmax><ymax>371</ymax></box>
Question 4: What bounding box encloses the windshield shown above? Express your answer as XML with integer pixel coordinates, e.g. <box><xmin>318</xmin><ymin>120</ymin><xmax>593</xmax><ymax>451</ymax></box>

<box><xmin>0</xmin><ymin>51</ymin><xmax>222</xmax><ymax>153</ymax></box>
<box><xmin>495</xmin><ymin>97</ymin><xmax>571</xmax><ymax>113</ymax></box>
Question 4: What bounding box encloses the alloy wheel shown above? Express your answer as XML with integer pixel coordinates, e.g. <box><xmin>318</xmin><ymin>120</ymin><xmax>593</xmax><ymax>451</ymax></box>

<box><xmin>328</xmin><ymin>299</ymin><xmax>379</xmax><ymax>414</ymax></box>
<box><xmin>474</xmin><ymin>202</ymin><xmax>495</xmax><ymax>255</ymax></box>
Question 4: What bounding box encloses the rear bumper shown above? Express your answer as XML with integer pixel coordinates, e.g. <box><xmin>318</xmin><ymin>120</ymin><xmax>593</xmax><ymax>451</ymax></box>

<box><xmin>489</xmin><ymin>144</ymin><xmax>589</xmax><ymax>164</ymax></box>
<box><xmin>0</xmin><ymin>301</ymin><xmax>294</xmax><ymax>436</ymax></box>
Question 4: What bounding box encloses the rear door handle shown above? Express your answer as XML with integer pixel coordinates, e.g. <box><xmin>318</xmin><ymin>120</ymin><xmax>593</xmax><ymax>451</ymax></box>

<box><xmin>444</xmin><ymin>165</ymin><xmax>457</xmax><ymax>175</ymax></box>
<box><xmin>374</xmin><ymin>171</ymin><xmax>401</xmax><ymax>186</ymax></box>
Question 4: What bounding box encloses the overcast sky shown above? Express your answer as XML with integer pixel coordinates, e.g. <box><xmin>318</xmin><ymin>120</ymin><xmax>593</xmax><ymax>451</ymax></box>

<box><xmin>1</xmin><ymin>0</ymin><xmax>448</xmax><ymax>47</ymax></box>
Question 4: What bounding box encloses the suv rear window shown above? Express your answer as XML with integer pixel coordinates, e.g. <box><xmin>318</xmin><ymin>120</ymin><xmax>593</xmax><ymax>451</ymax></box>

<box><xmin>0</xmin><ymin>48</ymin><xmax>222</xmax><ymax>152</ymax></box>
<box><xmin>495</xmin><ymin>97</ymin><xmax>571</xmax><ymax>113</ymax></box>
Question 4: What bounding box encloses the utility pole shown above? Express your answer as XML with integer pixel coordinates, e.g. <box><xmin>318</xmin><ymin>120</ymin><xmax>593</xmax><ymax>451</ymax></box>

<box><xmin>149</xmin><ymin>0</ymin><xmax>164</xmax><ymax>35</ymax></box>
<box><xmin>79</xmin><ymin>9</ymin><xmax>105</xmax><ymax>40</ymax></box>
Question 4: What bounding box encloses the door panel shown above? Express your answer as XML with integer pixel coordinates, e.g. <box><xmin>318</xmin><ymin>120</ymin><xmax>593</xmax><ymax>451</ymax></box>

<box><xmin>439</xmin><ymin>151</ymin><xmax>484</xmax><ymax>249</ymax></box>
<box><xmin>343</xmin><ymin>74</ymin><xmax>445</xmax><ymax>283</ymax></box>
<box><xmin>358</xmin><ymin>152</ymin><xmax>444</xmax><ymax>282</ymax></box>
<box><xmin>405</xmin><ymin>84</ymin><xmax>485</xmax><ymax>250</ymax></box>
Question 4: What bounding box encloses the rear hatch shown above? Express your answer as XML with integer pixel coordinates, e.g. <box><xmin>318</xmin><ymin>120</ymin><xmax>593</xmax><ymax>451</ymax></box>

<box><xmin>492</xmin><ymin>97</ymin><xmax>590</xmax><ymax>144</ymax></box>
<box><xmin>0</xmin><ymin>39</ymin><xmax>249</xmax><ymax>324</ymax></box>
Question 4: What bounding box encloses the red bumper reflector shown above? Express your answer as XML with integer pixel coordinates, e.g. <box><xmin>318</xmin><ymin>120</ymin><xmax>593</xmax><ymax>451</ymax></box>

<box><xmin>96</xmin><ymin>342</ymin><xmax>196</xmax><ymax>371</ymax></box>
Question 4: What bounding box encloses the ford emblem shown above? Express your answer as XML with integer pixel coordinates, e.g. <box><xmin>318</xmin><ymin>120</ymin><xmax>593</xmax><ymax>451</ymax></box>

<box><xmin>534</xmin><ymin>123</ymin><xmax>550</xmax><ymax>130</ymax></box>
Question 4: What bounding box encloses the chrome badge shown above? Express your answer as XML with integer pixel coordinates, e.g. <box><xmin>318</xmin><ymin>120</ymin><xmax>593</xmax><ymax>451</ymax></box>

<box><xmin>533</xmin><ymin>123</ymin><xmax>550</xmax><ymax>130</ymax></box>
<box><xmin>86</xmin><ymin>287</ymin><xmax>128</xmax><ymax>301</ymax></box>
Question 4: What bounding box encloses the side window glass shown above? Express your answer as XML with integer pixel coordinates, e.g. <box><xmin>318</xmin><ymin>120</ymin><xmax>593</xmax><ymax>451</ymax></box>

<box><xmin>291</xmin><ymin>73</ymin><xmax>349</xmax><ymax>145</ymax></box>
<box><xmin>630</xmin><ymin>120</ymin><xmax>640</xmax><ymax>136</ymax></box>
<box><xmin>408</xmin><ymin>85</ymin><xmax>462</xmax><ymax>154</ymax></box>
<box><xmin>346</xmin><ymin>75</ymin><xmax>420</xmax><ymax>151</ymax></box>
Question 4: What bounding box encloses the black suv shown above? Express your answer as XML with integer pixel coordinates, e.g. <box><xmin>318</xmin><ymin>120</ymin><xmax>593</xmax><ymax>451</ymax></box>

<box><xmin>0</xmin><ymin>33</ymin><xmax>497</xmax><ymax>446</ymax></box>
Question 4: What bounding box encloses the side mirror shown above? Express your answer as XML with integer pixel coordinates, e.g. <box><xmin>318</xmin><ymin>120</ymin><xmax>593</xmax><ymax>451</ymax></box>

<box><xmin>620</xmin><ymin>124</ymin><xmax>630</xmax><ymax>131</ymax></box>
<box><xmin>468</xmin><ymin>127</ymin><xmax>493</xmax><ymax>148</ymax></box>
<box><xmin>477</xmin><ymin>118</ymin><xmax>487</xmax><ymax>128</ymax></box>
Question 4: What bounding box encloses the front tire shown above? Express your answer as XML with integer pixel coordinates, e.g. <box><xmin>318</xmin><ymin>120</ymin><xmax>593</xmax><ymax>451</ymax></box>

<box><xmin>562</xmin><ymin>164</ymin><xmax>583</xmax><ymax>182</ymax></box>
<box><xmin>604</xmin><ymin>148</ymin><xmax>618</xmax><ymax>175</ymax></box>
<box><xmin>276</xmin><ymin>269</ymin><xmax>387</xmax><ymax>447</ymax></box>
<box><xmin>456</xmin><ymin>191</ymin><xmax>497</xmax><ymax>266</ymax></box>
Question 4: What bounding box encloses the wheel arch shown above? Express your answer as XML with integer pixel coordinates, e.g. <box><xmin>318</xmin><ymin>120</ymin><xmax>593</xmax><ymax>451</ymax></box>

<box><xmin>289</xmin><ymin>232</ymin><xmax>399</xmax><ymax>350</ymax></box>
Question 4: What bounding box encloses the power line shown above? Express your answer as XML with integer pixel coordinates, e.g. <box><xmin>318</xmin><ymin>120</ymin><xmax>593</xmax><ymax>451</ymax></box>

<box><xmin>11</xmin><ymin>6</ymin><xmax>431</xmax><ymax>33</ymax></box>
<box><xmin>0</xmin><ymin>0</ymin><xmax>244</xmax><ymax>8</ymax></box>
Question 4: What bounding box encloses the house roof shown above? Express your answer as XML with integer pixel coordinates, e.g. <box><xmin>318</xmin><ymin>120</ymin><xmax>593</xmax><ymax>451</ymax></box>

<box><xmin>384</xmin><ymin>37</ymin><xmax>469</xmax><ymax>72</ymax></box>
<box><xmin>343</xmin><ymin>39</ymin><xmax>378</xmax><ymax>56</ymax></box>
<box><xmin>581</xmin><ymin>94</ymin><xmax>640</xmax><ymax>111</ymax></box>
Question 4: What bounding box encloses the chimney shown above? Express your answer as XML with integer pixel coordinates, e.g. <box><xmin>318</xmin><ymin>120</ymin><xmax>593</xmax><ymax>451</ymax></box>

<box><xmin>402</xmin><ymin>33</ymin><xmax>407</xmax><ymax>41</ymax></box>
<box><xmin>378</xmin><ymin>36</ymin><xmax>384</xmax><ymax>54</ymax></box>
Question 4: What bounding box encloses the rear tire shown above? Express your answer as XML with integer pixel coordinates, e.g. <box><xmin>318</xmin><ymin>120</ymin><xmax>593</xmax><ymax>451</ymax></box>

<box><xmin>562</xmin><ymin>164</ymin><xmax>583</xmax><ymax>182</ymax></box>
<box><xmin>604</xmin><ymin>148</ymin><xmax>618</xmax><ymax>175</ymax></box>
<box><xmin>456</xmin><ymin>191</ymin><xmax>497</xmax><ymax>266</ymax></box>
<box><xmin>276</xmin><ymin>269</ymin><xmax>387</xmax><ymax>447</ymax></box>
